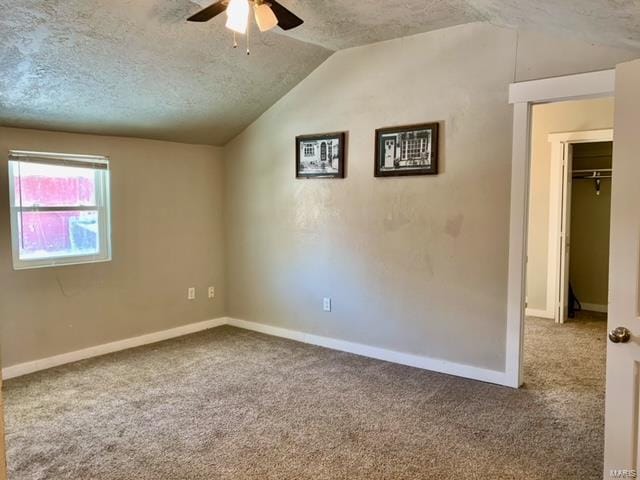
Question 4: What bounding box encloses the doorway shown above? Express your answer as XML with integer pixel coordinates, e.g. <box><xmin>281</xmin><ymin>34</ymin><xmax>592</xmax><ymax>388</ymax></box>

<box><xmin>543</xmin><ymin>129</ymin><xmax>614</xmax><ymax>324</ymax></box>
<box><xmin>504</xmin><ymin>69</ymin><xmax>617</xmax><ymax>389</ymax></box>
<box><xmin>522</xmin><ymin>99</ymin><xmax>613</xmax><ymax>388</ymax></box>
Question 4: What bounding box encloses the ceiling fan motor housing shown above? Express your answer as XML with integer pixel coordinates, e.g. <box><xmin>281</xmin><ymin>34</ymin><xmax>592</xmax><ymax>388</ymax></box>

<box><xmin>187</xmin><ymin>0</ymin><xmax>304</xmax><ymax>31</ymax></box>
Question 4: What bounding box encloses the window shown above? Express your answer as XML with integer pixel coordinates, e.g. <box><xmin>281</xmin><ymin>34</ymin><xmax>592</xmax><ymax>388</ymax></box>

<box><xmin>405</xmin><ymin>139</ymin><xmax>423</xmax><ymax>159</ymax></box>
<box><xmin>8</xmin><ymin>150</ymin><xmax>112</xmax><ymax>269</ymax></box>
<box><xmin>304</xmin><ymin>144</ymin><xmax>315</xmax><ymax>156</ymax></box>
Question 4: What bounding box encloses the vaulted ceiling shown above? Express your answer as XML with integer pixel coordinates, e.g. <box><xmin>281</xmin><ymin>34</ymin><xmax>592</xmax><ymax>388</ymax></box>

<box><xmin>1</xmin><ymin>0</ymin><xmax>639</xmax><ymax>145</ymax></box>
<box><xmin>0</xmin><ymin>1</ymin><xmax>331</xmax><ymax>145</ymax></box>
<box><xmin>280</xmin><ymin>0</ymin><xmax>640</xmax><ymax>51</ymax></box>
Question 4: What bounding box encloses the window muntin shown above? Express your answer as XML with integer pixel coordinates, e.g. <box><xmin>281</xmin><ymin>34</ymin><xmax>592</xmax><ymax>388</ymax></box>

<box><xmin>304</xmin><ymin>144</ymin><xmax>315</xmax><ymax>156</ymax></box>
<box><xmin>8</xmin><ymin>151</ymin><xmax>111</xmax><ymax>269</ymax></box>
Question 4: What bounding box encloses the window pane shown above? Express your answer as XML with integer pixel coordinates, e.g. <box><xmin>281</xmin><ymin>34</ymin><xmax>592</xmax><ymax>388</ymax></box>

<box><xmin>17</xmin><ymin>211</ymin><xmax>100</xmax><ymax>260</ymax></box>
<box><xmin>12</xmin><ymin>162</ymin><xmax>96</xmax><ymax>207</ymax></box>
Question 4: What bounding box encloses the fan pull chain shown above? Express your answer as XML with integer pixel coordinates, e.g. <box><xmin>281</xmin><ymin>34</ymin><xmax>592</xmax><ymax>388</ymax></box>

<box><xmin>246</xmin><ymin>18</ymin><xmax>251</xmax><ymax>55</ymax></box>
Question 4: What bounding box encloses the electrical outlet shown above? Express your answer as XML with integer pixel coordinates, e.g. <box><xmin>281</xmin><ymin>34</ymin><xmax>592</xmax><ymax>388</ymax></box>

<box><xmin>188</xmin><ymin>287</ymin><xmax>196</xmax><ymax>300</ymax></box>
<box><xmin>323</xmin><ymin>297</ymin><xmax>331</xmax><ymax>312</ymax></box>
<box><xmin>208</xmin><ymin>286</ymin><xmax>215</xmax><ymax>299</ymax></box>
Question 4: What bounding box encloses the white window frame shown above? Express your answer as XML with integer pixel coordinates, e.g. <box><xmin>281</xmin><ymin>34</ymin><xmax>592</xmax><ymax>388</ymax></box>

<box><xmin>7</xmin><ymin>150</ymin><xmax>112</xmax><ymax>270</ymax></box>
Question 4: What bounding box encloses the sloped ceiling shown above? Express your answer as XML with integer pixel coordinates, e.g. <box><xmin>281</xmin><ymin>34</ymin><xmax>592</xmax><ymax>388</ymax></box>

<box><xmin>0</xmin><ymin>0</ymin><xmax>332</xmax><ymax>145</ymax></box>
<box><xmin>1</xmin><ymin>0</ymin><xmax>639</xmax><ymax>145</ymax></box>
<box><xmin>274</xmin><ymin>0</ymin><xmax>483</xmax><ymax>51</ymax></box>
<box><xmin>280</xmin><ymin>0</ymin><xmax>640</xmax><ymax>51</ymax></box>
<box><xmin>468</xmin><ymin>0</ymin><xmax>640</xmax><ymax>51</ymax></box>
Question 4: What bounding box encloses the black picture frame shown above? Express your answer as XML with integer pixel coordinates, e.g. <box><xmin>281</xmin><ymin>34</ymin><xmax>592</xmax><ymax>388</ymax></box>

<box><xmin>296</xmin><ymin>132</ymin><xmax>346</xmax><ymax>179</ymax></box>
<box><xmin>374</xmin><ymin>123</ymin><xmax>439</xmax><ymax>177</ymax></box>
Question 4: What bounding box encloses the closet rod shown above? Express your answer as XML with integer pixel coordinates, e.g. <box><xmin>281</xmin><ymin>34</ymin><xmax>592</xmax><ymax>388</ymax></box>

<box><xmin>572</xmin><ymin>168</ymin><xmax>612</xmax><ymax>174</ymax></box>
<box><xmin>573</xmin><ymin>174</ymin><xmax>612</xmax><ymax>179</ymax></box>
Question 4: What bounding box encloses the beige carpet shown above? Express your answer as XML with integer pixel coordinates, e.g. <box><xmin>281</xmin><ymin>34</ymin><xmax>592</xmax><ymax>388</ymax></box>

<box><xmin>3</xmin><ymin>313</ymin><xmax>606</xmax><ymax>480</ymax></box>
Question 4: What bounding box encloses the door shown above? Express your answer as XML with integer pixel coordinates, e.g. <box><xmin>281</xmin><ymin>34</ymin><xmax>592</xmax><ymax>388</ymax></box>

<box><xmin>558</xmin><ymin>143</ymin><xmax>573</xmax><ymax>324</ymax></box>
<box><xmin>603</xmin><ymin>58</ymin><xmax>640</xmax><ymax>477</ymax></box>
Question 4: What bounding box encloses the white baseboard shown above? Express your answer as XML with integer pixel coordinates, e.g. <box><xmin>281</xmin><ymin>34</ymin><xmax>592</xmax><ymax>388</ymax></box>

<box><xmin>227</xmin><ymin>318</ymin><xmax>510</xmax><ymax>387</ymax></box>
<box><xmin>525</xmin><ymin>308</ymin><xmax>555</xmax><ymax>319</ymax></box>
<box><xmin>2</xmin><ymin>317</ymin><xmax>228</xmax><ymax>380</ymax></box>
<box><xmin>3</xmin><ymin>316</ymin><xmax>511</xmax><ymax>388</ymax></box>
<box><xmin>581</xmin><ymin>303</ymin><xmax>608</xmax><ymax>313</ymax></box>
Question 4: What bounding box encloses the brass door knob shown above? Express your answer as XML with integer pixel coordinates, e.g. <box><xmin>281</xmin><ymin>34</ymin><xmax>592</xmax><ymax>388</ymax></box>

<box><xmin>609</xmin><ymin>327</ymin><xmax>632</xmax><ymax>344</ymax></box>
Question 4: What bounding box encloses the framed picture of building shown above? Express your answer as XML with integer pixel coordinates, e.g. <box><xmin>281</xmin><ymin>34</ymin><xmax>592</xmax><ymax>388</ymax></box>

<box><xmin>374</xmin><ymin>123</ymin><xmax>439</xmax><ymax>177</ymax></box>
<box><xmin>296</xmin><ymin>132</ymin><xmax>346</xmax><ymax>179</ymax></box>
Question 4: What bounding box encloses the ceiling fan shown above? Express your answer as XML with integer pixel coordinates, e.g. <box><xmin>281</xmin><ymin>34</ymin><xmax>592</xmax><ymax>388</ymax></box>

<box><xmin>188</xmin><ymin>0</ymin><xmax>304</xmax><ymax>33</ymax></box>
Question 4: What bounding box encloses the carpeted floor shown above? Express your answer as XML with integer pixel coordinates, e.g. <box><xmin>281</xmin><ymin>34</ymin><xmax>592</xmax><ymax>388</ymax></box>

<box><xmin>3</xmin><ymin>313</ymin><xmax>606</xmax><ymax>480</ymax></box>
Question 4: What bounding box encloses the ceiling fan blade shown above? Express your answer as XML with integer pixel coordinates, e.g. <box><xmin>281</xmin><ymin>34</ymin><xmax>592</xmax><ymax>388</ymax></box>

<box><xmin>269</xmin><ymin>1</ymin><xmax>304</xmax><ymax>30</ymax></box>
<box><xmin>187</xmin><ymin>1</ymin><xmax>227</xmax><ymax>22</ymax></box>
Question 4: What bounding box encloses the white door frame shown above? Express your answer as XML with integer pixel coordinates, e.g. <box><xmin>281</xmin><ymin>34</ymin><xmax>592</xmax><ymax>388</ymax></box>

<box><xmin>547</xmin><ymin>129</ymin><xmax>614</xmax><ymax>324</ymax></box>
<box><xmin>505</xmin><ymin>69</ymin><xmax>616</xmax><ymax>388</ymax></box>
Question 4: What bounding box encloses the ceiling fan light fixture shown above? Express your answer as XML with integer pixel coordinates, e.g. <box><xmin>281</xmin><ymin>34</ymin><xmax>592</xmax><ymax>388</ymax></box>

<box><xmin>225</xmin><ymin>0</ymin><xmax>250</xmax><ymax>34</ymax></box>
<box><xmin>254</xmin><ymin>3</ymin><xmax>278</xmax><ymax>32</ymax></box>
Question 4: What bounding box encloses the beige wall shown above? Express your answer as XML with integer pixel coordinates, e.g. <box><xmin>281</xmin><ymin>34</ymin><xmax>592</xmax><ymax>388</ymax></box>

<box><xmin>526</xmin><ymin>99</ymin><xmax>614</xmax><ymax>312</ymax></box>
<box><xmin>569</xmin><ymin>143</ymin><xmax>612</xmax><ymax>308</ymax></box>
<box><xmin>224</xmin><ymin>23</ymin><xmax>638</xmax><ymax>372</ymax></box>
<box><xmin>0</xmin><ymin>127</ymin><xmax>226</xmax><ymax>367</ymax></box>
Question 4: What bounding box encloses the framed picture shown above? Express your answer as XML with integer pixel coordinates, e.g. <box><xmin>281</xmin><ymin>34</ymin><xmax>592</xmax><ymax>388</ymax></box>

<box><xmin>374</xmin><ymin>123</ymin><xmax>439</xmax><ymax>177</ymax></box>
<box><xmin>296</xmin><ymin>132</ymin><xmax>346</xmax><ymax>179</ymax></box>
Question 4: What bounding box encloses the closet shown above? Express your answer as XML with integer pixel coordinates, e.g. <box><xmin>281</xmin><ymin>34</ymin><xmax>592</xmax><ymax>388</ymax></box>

<box><xmin>569</xmin><ymin>141</ymin><xmax>613</xmax><ymax>314</ymax></box>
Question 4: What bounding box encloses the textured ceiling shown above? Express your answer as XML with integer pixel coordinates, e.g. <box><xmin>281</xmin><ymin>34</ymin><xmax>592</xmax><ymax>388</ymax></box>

<box><xmin>1</xmin><ymin>0</ymin><xmax>640</xmax><ymax>145</ymax></box>
<box><xmin>273</xmin><ymin>0</ymin><xmax>483</xmax><ymax>50</ymax></box>
<box><xmin>0</xmin><ymin>0</ymin><xmax>332</xmax><ymax>145</ymax></box>
<box><xmin>279</xmin><ymin>0</ymin><xmax>640</xmax><ymax>51</ymax></box>
<box><xmin>468</xmin><ymin>0</ymin><xmax>640</xmax><ymax>51</ymax></box>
